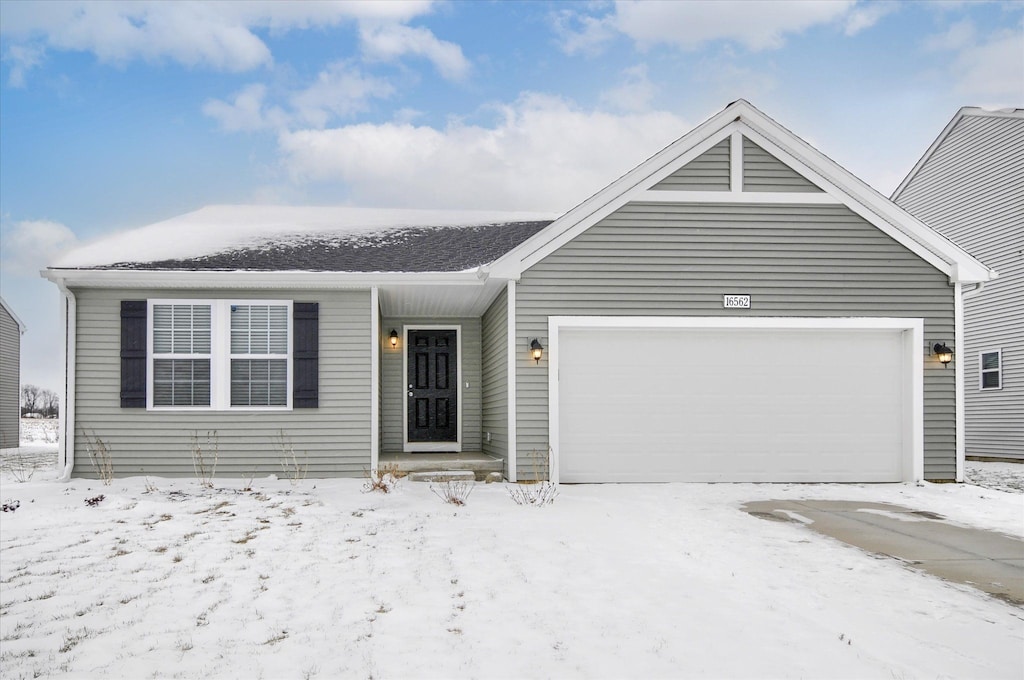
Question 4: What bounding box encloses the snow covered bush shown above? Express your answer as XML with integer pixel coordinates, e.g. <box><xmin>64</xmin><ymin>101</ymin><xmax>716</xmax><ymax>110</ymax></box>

<box><xmin>363</xmin><ymin>464</ymin><xmax>402</xmax><ymax>493</ymax></box>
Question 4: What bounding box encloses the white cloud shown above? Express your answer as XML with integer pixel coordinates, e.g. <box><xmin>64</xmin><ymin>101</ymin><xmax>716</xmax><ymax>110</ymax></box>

<box><xmin>277</xmin><ymin>93</ymin><xmax>689</xmax><ymax>212</ymax></box>
<box><xmin>290</xmin><ymin>62</ymin><xmax>395</xmax><ymax>127</ymax></box>
<box><xmin>359</xmin><ymin>22</ymin><xmax>470</xmax><ymax>81</ymax></box>
<box><xmin>1</xmin><ymin>220</ymin><xmax>79</xmax><ymax>275</ymax></box>
<box><xmin>203</xmin><ymin>83</ymin><xmax>280</xmax><ymax>132</ymax></box>
<box><xmin>924</xmin><ymin>19</ymin><xmax>977</xmax><ymax>52</ymax></box>
<box><xmin>555</xmin><ymin>0</ymin><xmax>859</xmax><ymax>54</ymax></box>
<box><xmin>551</xmin><ymin>9</ymin><xmax>618</xmax><ymax>56</ymax></box>
<box><xmin>844</xmin><ymin>1</ymin><xmax>899</xmax><ymax>36</ymax></box>
<box><xmin>0</xmin><ymin>0</ymin><xmax>438</xmax><ymax>77</ymax></box>
<box><xmin>3</xmin><ymin>43</ymin><xmax>44</xmax><ymax>87</ymax></box>
<box><xmin>599</xmin><ymin>64</ymin><xmax>656</xmax><ymax>112</ymax></box>
<box><xmin>203</xmin><ymin>63</ymin><xmax>393</xmax><ymax>132</ymax></box>
<box><xmin>949</xmin><ymin>27</ymin><xmax>1024</xmax><ymax>100</ymax></box>
<box><xmin>926</xmin><ymin>20</ymin><xmax>1024</xmax><ymax>102</ymax></box>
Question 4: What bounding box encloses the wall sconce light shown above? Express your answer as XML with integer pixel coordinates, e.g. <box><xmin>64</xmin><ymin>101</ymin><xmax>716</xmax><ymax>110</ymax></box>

<box><xmin>530</xmin><ymin>339</ymin><xmax>544</xmax><ymax>364</ymax></box>
<box><xmin>933</xmin><ymin>342</ymin><xmax>953</xmax><ymax>367</ymax></box>
<box><xmin>389</xmin><ymin>329</ymin><xmax>399</xmax><ymax>348</ymax></box>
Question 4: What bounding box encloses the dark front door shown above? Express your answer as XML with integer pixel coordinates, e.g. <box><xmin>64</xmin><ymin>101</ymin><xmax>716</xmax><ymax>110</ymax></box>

<box><xmin>407</xmin><ymin>329</ymin><xmax>458</xmax><ymax>443</ymax></box>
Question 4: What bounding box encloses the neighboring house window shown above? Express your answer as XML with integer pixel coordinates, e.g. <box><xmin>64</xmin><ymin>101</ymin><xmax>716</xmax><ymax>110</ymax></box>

<box><xmin>980</xmin><ymin>350</ymin><xmax>1002</xmax><ymax>390</ymax></box>
<box><xmin>148</xmin><ymin>300</ymin><xmax>292</xmax><ymax>410</ymax></box>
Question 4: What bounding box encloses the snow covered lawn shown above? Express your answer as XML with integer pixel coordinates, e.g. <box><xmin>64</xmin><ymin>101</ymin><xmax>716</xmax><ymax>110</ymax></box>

<box><xmin>1</xmin><ymin>473</ymin><xmax>1021</xmax><ymax>679</ymax></box>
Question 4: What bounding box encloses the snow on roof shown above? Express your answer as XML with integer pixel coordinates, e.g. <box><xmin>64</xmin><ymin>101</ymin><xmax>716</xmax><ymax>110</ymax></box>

<box><xmin>54</xmin><ymin>205</ymin><xmax>560</xmax><ymax>269</ymax></box>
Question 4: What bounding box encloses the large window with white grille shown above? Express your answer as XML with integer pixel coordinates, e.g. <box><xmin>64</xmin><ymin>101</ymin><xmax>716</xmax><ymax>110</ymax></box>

<box><xmin>152</xmin><ymin>304</ymin><xmax>211</xmax><ymax>407</ymax></box>
<box><xmin>230</xmin><ymin>304</ymin><xmax>289</xmax><ymax>407</ymax></box>
<box><xmin>148</xmin><ymin>300</ymin><xmax>292</xmax><ymax>410</ymax></box>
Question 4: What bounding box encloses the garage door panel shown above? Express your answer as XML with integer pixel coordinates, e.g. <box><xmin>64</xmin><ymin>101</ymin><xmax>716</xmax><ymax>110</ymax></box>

<box><xmin>558</xmin><ymin>327</ymin><xmax>905</xmax><ymax>482</ymax></box>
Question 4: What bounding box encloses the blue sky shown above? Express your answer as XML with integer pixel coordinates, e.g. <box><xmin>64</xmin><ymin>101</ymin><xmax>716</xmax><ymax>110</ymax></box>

<box><xmin>1</xmin><ymin>0</ymin><xmax>1022</xmax><ymax>391</ymax></box>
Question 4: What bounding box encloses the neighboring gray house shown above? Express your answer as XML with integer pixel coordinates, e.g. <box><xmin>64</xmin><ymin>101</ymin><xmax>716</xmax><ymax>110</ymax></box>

<box><xmin>43</xmin><ymin>100</ymin><xmax>993</xmax><ymax>483</ymax></box>
<box><xmin>893</xmin><ymin>107</ymin><xmax>1024</xmax><ymax>461</ymax></box>
<box><xmin>0</xmin><ymin>296</ymin><xmax>26</xmax><ymax>449</ymax></box>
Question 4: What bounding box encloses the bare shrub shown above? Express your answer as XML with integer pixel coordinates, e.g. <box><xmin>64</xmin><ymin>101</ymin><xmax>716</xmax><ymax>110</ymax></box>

<box><xmin>276</xmin><ymin>430</ymin><xmax>308</xmax><ymax>486</ymax></box>
<box><xmin>362</xmin><ymin>463</ymin><xmax>402</xmax><ymax>493</ymax></box>
<box><xmin>507</xmin><ymin>448</ymin><xmax>558</xmax><ymax>506</ymax></box>
<box><xmin>507</xmin><ymin>480</ymin><xmax>559</xmax><ymax>507</ymax></box>
<box><xmin>84</xmin><ymin>495</ymin><xmax>105</xmax><ymax>507</ymax></box>
<box><xmin>80</xmin><ymin>429</ymin><xmax>114</xmax><ymax>485</ymax></box>
<box><xmin>431</xmin><ymin>479</ymin><xmax>474</xmax><ymax>506</ymax></box>
<box><xmin>5</xmin><ymin>450</ymin><xmax>36</xmax><ymax>483</ymax></box>
<box><xmin>191</xmin><ymin>431</ymin><xmax>219</xmax><ymax>489</ymax></box>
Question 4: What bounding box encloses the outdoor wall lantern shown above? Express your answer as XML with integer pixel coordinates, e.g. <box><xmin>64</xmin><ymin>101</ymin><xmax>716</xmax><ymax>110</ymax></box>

<box><xmin>389</xmin><ymin>329</ymin><xmax>399</xmax><ymax>348</ymax></box>
<box><xmin>530</xmin><ymin>339</ymin><xmax>544</xmax><ymax>364</ymax></box>
<box><xmin>933</xmin><ymin>342</ymin><xmax>953</xmax><ymax>367</ymax></box>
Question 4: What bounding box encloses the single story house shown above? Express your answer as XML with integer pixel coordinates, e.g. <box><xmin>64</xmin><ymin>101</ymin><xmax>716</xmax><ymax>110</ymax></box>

<box><xmin>0</xmin><ymin>296</ymin><xmax>27</xmax><ymax>449</ymax></box>
<box><xmin>892</xmin><ymin>106</ymin><xmax>1023</xmax><ymax>461</ymax></box>
<box><xmin>44</xmin><ymin>100</ymin><xmax>994</xmax><ymax>483</ymax></box>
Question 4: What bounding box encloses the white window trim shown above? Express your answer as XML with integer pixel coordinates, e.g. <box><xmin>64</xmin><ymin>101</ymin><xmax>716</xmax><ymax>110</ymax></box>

<box><xmin>979</xmin><ymin>349</ymin><xmax>1003</xmax><ymax>391</ymax></box>
<box><xmin>147</xmin><ymin>299</ymin><xmax>293</xmax><ymax>411</ymax></box>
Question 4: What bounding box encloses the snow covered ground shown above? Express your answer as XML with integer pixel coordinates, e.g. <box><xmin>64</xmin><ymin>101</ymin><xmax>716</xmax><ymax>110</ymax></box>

<box><xmin>1</xmin><ymin>458</ymin><xmax>1022</xmax><ymax>679</ymax></box>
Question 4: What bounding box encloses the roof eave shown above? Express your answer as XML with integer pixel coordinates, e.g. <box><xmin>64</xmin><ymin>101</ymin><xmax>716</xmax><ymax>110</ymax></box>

<box><xmin>41</xmin><ymin>268</ymin><xmax>496</xmax><ymax>289</ymax></box>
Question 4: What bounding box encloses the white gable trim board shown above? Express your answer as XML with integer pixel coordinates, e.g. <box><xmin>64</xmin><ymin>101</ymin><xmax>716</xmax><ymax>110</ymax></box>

<box><xmin>489</xmin><ymin>100</ymin><xmax>992</xmax><ymax>284</ymax></box>
<box><xmin>547</xmin><ymin>316</ymin><xmax>924</xmax><ymax>484</ymax></box>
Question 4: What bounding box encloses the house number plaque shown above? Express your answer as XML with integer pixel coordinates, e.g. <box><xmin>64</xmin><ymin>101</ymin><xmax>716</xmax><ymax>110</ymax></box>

<box><xmin>723</xmin><ymin>294</ymin><xmax>751</xmax><ymax>309</ymax></box>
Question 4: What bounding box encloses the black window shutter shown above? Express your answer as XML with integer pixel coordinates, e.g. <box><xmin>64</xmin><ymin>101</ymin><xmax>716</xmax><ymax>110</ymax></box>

<box><xmin>120</xmin><ymin>301</ymin><xmax>147</xmax><ymax>408</ymax></box>
<box><xmin>293</xmin><ymin>302</ymin><xmax>319</xmax><ymax>408</ymax></box>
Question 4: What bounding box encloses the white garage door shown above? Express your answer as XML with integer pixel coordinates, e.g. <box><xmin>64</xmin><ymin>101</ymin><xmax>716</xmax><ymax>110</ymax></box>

<box><xmin>556</xmin><ymin>324</ymin><xmax>911</xmax><ymax>483</ymax></box>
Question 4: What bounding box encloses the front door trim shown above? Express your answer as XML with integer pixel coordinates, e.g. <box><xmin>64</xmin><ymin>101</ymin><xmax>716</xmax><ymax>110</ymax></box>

<box><xmin>403</xmin><ymin>325</ymin><xmax>463</xmax><ymax>452</ymax></box>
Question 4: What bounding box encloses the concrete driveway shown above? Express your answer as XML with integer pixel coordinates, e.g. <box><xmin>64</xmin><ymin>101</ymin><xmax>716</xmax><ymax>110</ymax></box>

<box><xmin>742</xmin><ymin>499</ymin><xmax>1024</xmax><ymax>605</ymax></box>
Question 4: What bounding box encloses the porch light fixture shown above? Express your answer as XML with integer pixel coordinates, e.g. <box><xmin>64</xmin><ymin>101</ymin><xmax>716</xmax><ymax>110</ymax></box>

<box><xmin>389</xmin><ymin>329</ymin><xmax>399</xmax><ymax>348</ymax></box>
<box><xmin>933</xmin><ymin>342</ymin><xmax>953</xmax><ymax>367</ymax></box>
<box><xmin>530</xmin><ymin>339</ymin><xmax>544</xmax><ymax>364</ymax></box>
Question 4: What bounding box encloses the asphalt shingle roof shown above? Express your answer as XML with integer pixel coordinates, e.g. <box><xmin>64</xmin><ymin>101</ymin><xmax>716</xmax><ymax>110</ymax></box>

<box><xmin>86</xmin><ymin>221</ymin><xmax>552</xmax><ymax>272</ymax></box>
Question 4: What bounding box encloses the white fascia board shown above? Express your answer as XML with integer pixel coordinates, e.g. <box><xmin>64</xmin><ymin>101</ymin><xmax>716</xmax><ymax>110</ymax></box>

<box><xmin>0</xmin><ymin>296</ymin><xmax>26</xmax><ymax>333</ymax></box>
<box><xmin>736</xmin><ymin>111</ymin><xmax>994</xmax><ymax>284</ymax></box>
<box><xmin>41</xmin><ymin>268</ymin><xmax>489</xmax><ymax>290</ymax></box>
<box><xmin>488</xmin><ymin>109</ymin><xmax>745</xmax><ymax>278</ymax></box>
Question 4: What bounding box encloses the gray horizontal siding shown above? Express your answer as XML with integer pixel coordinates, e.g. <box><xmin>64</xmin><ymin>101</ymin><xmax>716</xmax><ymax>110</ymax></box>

<box><xmin>71</xmin><ymin>287</ymin><xmax>373</xmax><ymax>477</ymax></box>
<box><xmin>652</xmin><ymin>138</ymin><xmax>730</xmax><ymax>191</ymax></box>
<box><xmin>379</xmin><ymin>317</ymin><xmax>482</xmax><ymax>454</ymax></box>
<box><xmin>0</xmin><ymin>305</ymin><xmax>20</xmax><ymax>448</ymax></box>
<box><xmin>481</xmin><ymin>289</ymin><xmax>509</xmax><ymax>469</ymax></box>
<box><xmin>516</xmin><ymin>202</ymin><xmax>956</xmax><ymax>481</ymax></box>
<box><xmin>895</xmin><ymin>113</ymin><xmax>1024</xmax><ymax>459</ymax></box>
<box><xmin>743</xmin><ymin>137</ymin><xmax>822</xmax><ymax>193</ymax></box>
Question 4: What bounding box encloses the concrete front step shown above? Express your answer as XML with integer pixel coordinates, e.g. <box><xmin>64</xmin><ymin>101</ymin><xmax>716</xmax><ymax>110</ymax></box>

<box><xmin>379</xmin><ymin>452</ymin><xmax>504</xmax><ymax>482</ymax></box>
<box><xmin>407</xmin><ymin>470</ymin><xmax>476</xmax><ymax>483</ymax></box>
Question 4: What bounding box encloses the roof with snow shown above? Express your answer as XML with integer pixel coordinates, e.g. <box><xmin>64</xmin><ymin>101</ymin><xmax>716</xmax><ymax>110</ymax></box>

<box><xmin>52</xmin><ymin>206</ymin><xmax>557</xmax><ymax>272</ymax></box>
